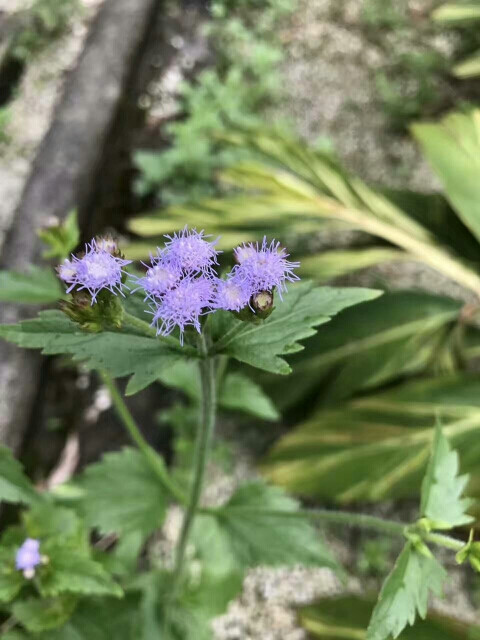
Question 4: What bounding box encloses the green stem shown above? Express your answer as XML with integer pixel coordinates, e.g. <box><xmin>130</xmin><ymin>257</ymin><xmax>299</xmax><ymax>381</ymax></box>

<box><xmin>173</xmin><ymin>333</ymin><xmax>217</xmax><ymax>586</ymax></box>
<box><xmin>204</xmin><ymin>506</ymin><xmax>468</xmax><ymax>552</ymax></box>
<box><xmin>100</xmin><ymin>370</ymin><xmax>187</xmax><ymax>505</ymax></box>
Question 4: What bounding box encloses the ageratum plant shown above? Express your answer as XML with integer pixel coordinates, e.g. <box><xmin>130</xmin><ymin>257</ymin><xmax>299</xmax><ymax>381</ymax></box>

<box><xmin>0</xmin><ymin>224</ymin><xmax>478</xmax><ymax>639</ymax></box>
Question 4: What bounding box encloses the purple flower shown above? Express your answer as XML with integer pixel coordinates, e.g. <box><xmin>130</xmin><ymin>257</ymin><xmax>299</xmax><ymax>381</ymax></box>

<box><xmin>213</xmin><ymin>275</ymin><xmax>251</xmax><ymax>312</ymax></box>
<box><xmin>164</xmin><ymin>226</ymin><xmax>220</xmax><ymax>274</ymax></box>
<box><xmin>59</xmin><ymin>240</ymin><xmax>131</xmax><ymax>303</ymax></box>
<box><xmin>16</xmin><ymin>538</ymin><xmax>41</xmax><ymax>577</ymax></box>
<box><xmin>151</xmin><ymin>276</ymin><xmax>215</xmax><ymax>343</ymax></box>
<box><xmin>233</xmin><ymin>237</ymin><xmax>300</xmax><ymax>299</ymax></box>
<box><xmin>132</xmin><ymin>252</ymin><xmax>182</xmax><ymax>300</ymax></box>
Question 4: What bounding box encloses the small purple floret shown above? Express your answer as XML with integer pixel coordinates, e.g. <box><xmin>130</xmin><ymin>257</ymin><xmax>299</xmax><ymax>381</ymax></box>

<box><xmin>60</xmin><ymin>240</ymin><xmax>131</xmax><ymax>303</ymax></box>
<box><xmin>132</xmin><ymin>252</ymin><xmax>182</xmax><ymax>300</ymax></box>
<box><xmin>213</xmin><ymin>275</ymin><xmax>251</xmax><ymax>312</ymax></box>
<box><xmin>152</xmin><ymin>276</ymin><xmax>215</xmax><ymax>343</ymax></box>
<box><xmin>233</xmin><ymin>237</ymin><xmax>300</xmax><ymax>299</ymax></box>
<box><xmin>164</xmin><ymin>226</ymin><xmax>220</xmax><ymax>274</ymax></box>
<box><xmin>16</xmin><ymin>538</ymin><xmax>41</xmax><ymax>572</ymax></box>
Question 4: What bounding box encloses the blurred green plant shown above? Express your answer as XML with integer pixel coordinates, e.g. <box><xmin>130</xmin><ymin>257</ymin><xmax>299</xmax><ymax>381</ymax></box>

<box><xmin>133</xmin><ymin>0</ymin><xmax>295</xmax><ymax>204</ymax></box>
<box><xmin>433</xmin><ymin>2</ymin><xmax>480</xmax><ymax>77</ymax></box>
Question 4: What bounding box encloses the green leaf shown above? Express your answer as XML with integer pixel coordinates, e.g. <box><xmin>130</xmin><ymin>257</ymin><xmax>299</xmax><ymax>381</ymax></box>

<box><xmin>220</xmin><ymin>372</ymin><xmax>279</xmax><ymax>420</ymax></box>
<box><xmin>38</xmin><ymin>210</ymin><xmax>80</xmax><ymax>260</ymax></box>
<box><xmin>193</xmin><ymin>482</ymin><xmax>339</xmax><ymax>574</ymax></box>
<box><xmin>420</xmin><ymin>423</ymin><xmax>474</xmax><ymax>529</ymax></box>
<box><xmin>36</xmin><ymin>596</ymin><xmax>140</xmax><ymax>640</ymax></box>
<box><xmin>212</xmin><ymin>282</ymin><xmax>381</xmax><ymax>374</ymax></box>
<box><xmin>11</xmin><ymin>596</ymin><xmax>77</xmax><ymax>632</ymax></box>
<box><xmin>412</xmin><ymin>110</ymin><xmax>480</xmax><ymax>245</ymax></box>
<box><xmin>38</xmin><ymin>549</ymin><xmax>123</xmax><ymax>599</ymax></box>
<box><xmin>366</xmin><ymin>543</ymin><xmax>447</xmax><ymax>640</ymax></box>
<box><xmin>23</xmin><ymin>504</ymin><xmax>89</xmax><ymax>553</ymax></box>
<box><xmin>78</xmin><ymin>447</ymin><xmax>167</xmax><ymax>538</ymax></box>
<box><xmin>264</xmin><ymin>291</ymin><xmax>462</xmax><ymax>410</ymax></box>
<box><xmin>0</xmin><ymin>310</ymin><xmax>184</xmax><ymax>395</ymax></box>
<box><xmin>0</xmin><ymin>542</ymin><xmax>23</xmax><ymax>602</ymax></box>
<box><xmin>133</xmin><ymin>570</ymin><xmax>243</xmax><ymax>640</ymax></box>
<box><xmin>0</xmin><ymin>267</ymin><xmax>64</xmax><ymax>304</ymax></box>
<box><xmin>0</xmin><ymin>446</ymin><xmax>39</xmax><ymax>506</ymax></box>
<box><xmin>453</xmin><ymin>51</ymin><xmax>480</xmax><ymax>78</ymax></box>
<box><xmin>299</xmin><ymin>594</ymin><xmax>478</xmax><ymax>639</ymax></box>
<box><xmin>432</xmin><ymin>4</ymin><xmax>480</xmax><ymax>23</ymax></box>
<box><xmin>262</xmin><ymin>374</ymin><xmax>480</xmax><ymax>503</ymax></box>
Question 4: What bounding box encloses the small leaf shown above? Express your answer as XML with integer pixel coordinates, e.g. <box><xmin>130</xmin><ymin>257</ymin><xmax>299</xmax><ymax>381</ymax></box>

<box><xmin>366</xmin><ymin>543</ymin><xmax>447</xmax><ymax>640</ymax></box>
<box><xmin>23</xmin><ymin>504</ymin><xmax>89</xmax><ymax>554</ymax></box>
<box><xmin>220</xmin><ymin>372</ymin><xmax>279</xmax><ymax>420</ymax></box>
<box><xmin>420</xmin><ymin>422</ymin><xmax>474</xmax><ymax>529</ymax></box>
<box><xmin>38</xmin><ymin>549</ymin><xmax>123</xmax><ymax>599</ymax></box>
<box><xmin>0</xmin><ymin>267</ymin><xmax>64</xmax><ymax>304</ymax></box>
<box><xmin>38</xmin><ymin>210</ymin><xmax>80</xmax><ymax>260</ymax></box>
<box><xmin>212</xmin><ymin>283</ymin><xmax>381</xmax><ymax>374</ymax></box>
<box><xmin>11</xmin><ymin>596</ymin><xmax>77</xmax><ymax>632</ymax></box>
<box><xmin>0</xmin><ymin>446</ymin><xmax>39</xmax><ymax>506</ymax></box>
<box><xmin>193</xmin><ymin>481</ymin><xmax>339</xmax><ymax>574</ymax></box>
<box><xmin>78</xmin><ymin>447</ymin><xmax>168</xmax><ymax>538</ymax></box>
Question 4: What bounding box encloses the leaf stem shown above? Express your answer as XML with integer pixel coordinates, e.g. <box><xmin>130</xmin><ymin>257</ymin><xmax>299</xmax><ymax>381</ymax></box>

<box><xmin>172</xmin><ymin>333</ymin><xmax>217</xmax><ymax>587</ymax></box>
<box><xmin>99</xmin><ymin>370</ymin><xmax>187</xmax><ymax>505</ymax></box>
<box><xmin>203</xmin><ymin>506</ymin><xmax>468</xmax><ymax>552</ymax></box>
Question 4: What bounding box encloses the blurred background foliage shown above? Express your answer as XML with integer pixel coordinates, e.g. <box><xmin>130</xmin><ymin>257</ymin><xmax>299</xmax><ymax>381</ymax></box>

<box><xmin>125</xmin><ymin>0</ymin><xmax>480</xmax><ymax>515</ymax></box>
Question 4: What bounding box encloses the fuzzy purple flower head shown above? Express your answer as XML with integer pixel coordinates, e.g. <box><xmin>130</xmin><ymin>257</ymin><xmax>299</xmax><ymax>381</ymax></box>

<box><xmin>233</xmin><ymin>237</ymin><xmax>300</xmax><ymax>299</ymax></box>
<box><xmin>58</xmin><ymin>239</ymin><xmax>131</xmax><ymax>303</ymax></box>
<box><xmin>164</xmin><ymin>226</ymin><xmax>220</xmax><ymax>274</ymax></box>
<box><xmin>152</xmin><ymin>276</ymin><xmax>215</xmax><ymax>343</ymax></box>
<box><xmin>213</xmin><ymin>274</ymin><xmax>251</xmax><ymax>312</ymax></box>
<box><xmin>133</xmin><ymin>252</ymin><xmax>182</xmax><ymax>300</ymax></box>
<box><xmin>16</xmin><ymin>538</ymin><xmax>41</xmax><ymax>578</ymax></box>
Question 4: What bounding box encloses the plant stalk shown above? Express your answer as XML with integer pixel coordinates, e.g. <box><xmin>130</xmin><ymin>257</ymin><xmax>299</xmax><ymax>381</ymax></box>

<box><xmin>172</xmin><ymin>333</ymin><xmax>217</xmax><ymax>586</ymax></box>
<box><xmin>99</xmin><ymin>370</ymin><xmax>187</xmax><ymax>505</ymax></box>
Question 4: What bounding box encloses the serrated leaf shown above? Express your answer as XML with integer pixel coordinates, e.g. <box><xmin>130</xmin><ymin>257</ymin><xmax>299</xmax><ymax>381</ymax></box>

<box><xmin>11</xmin><ymin>596</ymin><xmax>77</xmax><ymax>632</ymax></box>
<box><xmin>367</xmin><ymin>543</ymin><xmax>447</xmax><ymax>640</ymax></box>
<box><xmin>212</xmin><ymin>283</ymin><xmax>381</xmax><ymax>374</ymax></box>
<box><xmin>193</xmin><ymin>481</ymin><xmax>339</xmax><ymax>574</ymax></box>
<box><xmin>23</xmin><ymin>504</ymin><xmax>89</xmax><ymax>554</ymax></box>
<box><xmin>78</xmin><ymin>447</ymin><xmax>167</xmax><ymax>538</ymax></box>
<box><xmin>0</xmin><ymin>310</ymin><xmax>184</xmax><ymax>395</ymax></box>
<box><xmin>0</xmin><ymin>267</ymin><xmax>64</xmax><ymax>304</ymax></box>
<box><xmin>420</xmin><ymin>423</ymin><xmax>474</xmax><ymax>529</ymax></box>
<box><xmin>38</xmin><ymin>549</ymin><xmax>123</xmax><ymax>599</ymax></box>
<box><xmin>0</xmin><ymin>446</ymin><xmax>39</xmax><ymax>506</ymax></box>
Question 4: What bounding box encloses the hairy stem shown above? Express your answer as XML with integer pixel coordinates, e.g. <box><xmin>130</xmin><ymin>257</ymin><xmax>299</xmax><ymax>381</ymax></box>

<box><xmin>206</xmin><ymin>506</ymin><xmax>468</xmax><ymax>552</ymax></box>
<box><xmin>100</xmin><ymin>370</ymin><xmax>186</xmax><ymax>505</ymax></box>
<box><xmin>173</xmin><ymin>333</ymin><xmax>217</xmax><ymax>586</ymax></box>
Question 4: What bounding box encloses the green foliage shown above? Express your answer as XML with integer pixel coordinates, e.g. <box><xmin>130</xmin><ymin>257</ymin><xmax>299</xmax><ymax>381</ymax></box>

<box><xmin>413</xmin><ymin>110</ymin><xmax>480</xmax><ymax>244</ymax></box>
<box><xmin>133</xmin><ymin>0</ymin><xmax>294</xmax><ymax>203</ymax></box>
<box><xmin>420</xmin><ymin>422</ymin><xmax>474</xmax><ymax>529</ymax></box>
<box><xmin>0</xmin><ymin>267</ymin><xmax>64</xmax><ymax>304</ymax></box>
<box><xmin>0</xmin><ymin>446</ymin><xmax>40</xmax><ymax>506</ymax></box>
<box><xmin>211</xmin><ymin>282</ymin><xmax>381</xmax><ymax>374</ymax></box>
<box><xmin>10</xmin><ymin>0</ymin><xmax>81</xmax><ymax>62</ymax></box>
<box><xmin>77</xmin><ymin>447</ymin><xmax>168</xmax><ymax>538</ymax></box>
<box><xmin>38</xmin><ymin>211</ymin><xmax>80</xmax><ymax>260</ymax></box>
<box><xmin>219</xmin><ymin>371</ymin><xmax>279</xmax><ymax>420</ymax></box>
<box><xmin>11</xmin><ymin>596</ymin><xmax>77</xmax><ymax>633</ymax></box>
<box><xmin>193</xmin><ymin>482</ymin><xmax>339</xmax><ymax>574</ymax></box>
<box><xmin>0</xmin><ymin>310</ymin><xmax>184</xmax><ymax>395</ymax></box>
<box><xmin>299</xmin><ymin>594</ymin><xmax>477</xmax><ymax>639</ymax></box>
<box><xmin>366</xmin><ymin>543</ymin><xmax>446</xmax><ymax>640</ymax></box>
<box><xmin>262</xmin><ymin>374</ymin><xmax>480</xmax><ymax>503</ymax></box>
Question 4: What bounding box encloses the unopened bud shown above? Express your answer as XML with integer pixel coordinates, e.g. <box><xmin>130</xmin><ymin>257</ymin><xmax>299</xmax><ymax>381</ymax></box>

<box><xmin>251</xmin><ymin>290</ymin><xmax>274</xmax><ymax>318</ymax></box>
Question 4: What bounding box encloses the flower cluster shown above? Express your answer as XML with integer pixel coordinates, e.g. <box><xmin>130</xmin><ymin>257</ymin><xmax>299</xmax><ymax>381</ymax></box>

<box><xmin>58</xmin><ymin>227</ymin><xmax>299</xmax><ymax>343</ymax></box>
<box><xmin>15</xmin><ymin>538</ymin><xmax>42</xmax><ymax>579</ymax></box>
<box><xmin>58</xmin><ymin>238</ymin><xmax>131</xmax><ymax>303</ymax></box>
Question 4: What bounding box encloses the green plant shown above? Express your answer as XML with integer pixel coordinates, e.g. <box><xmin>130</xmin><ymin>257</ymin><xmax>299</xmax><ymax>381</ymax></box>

<box><xmin>133</xmin><ymin>0</ymin><xmax>295</xmax><ymax>204</ymax></box>
<box><xmin>433</xmin><ymin>2</ymin><xmax>480</xmax><ymax>77</ymax></box>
